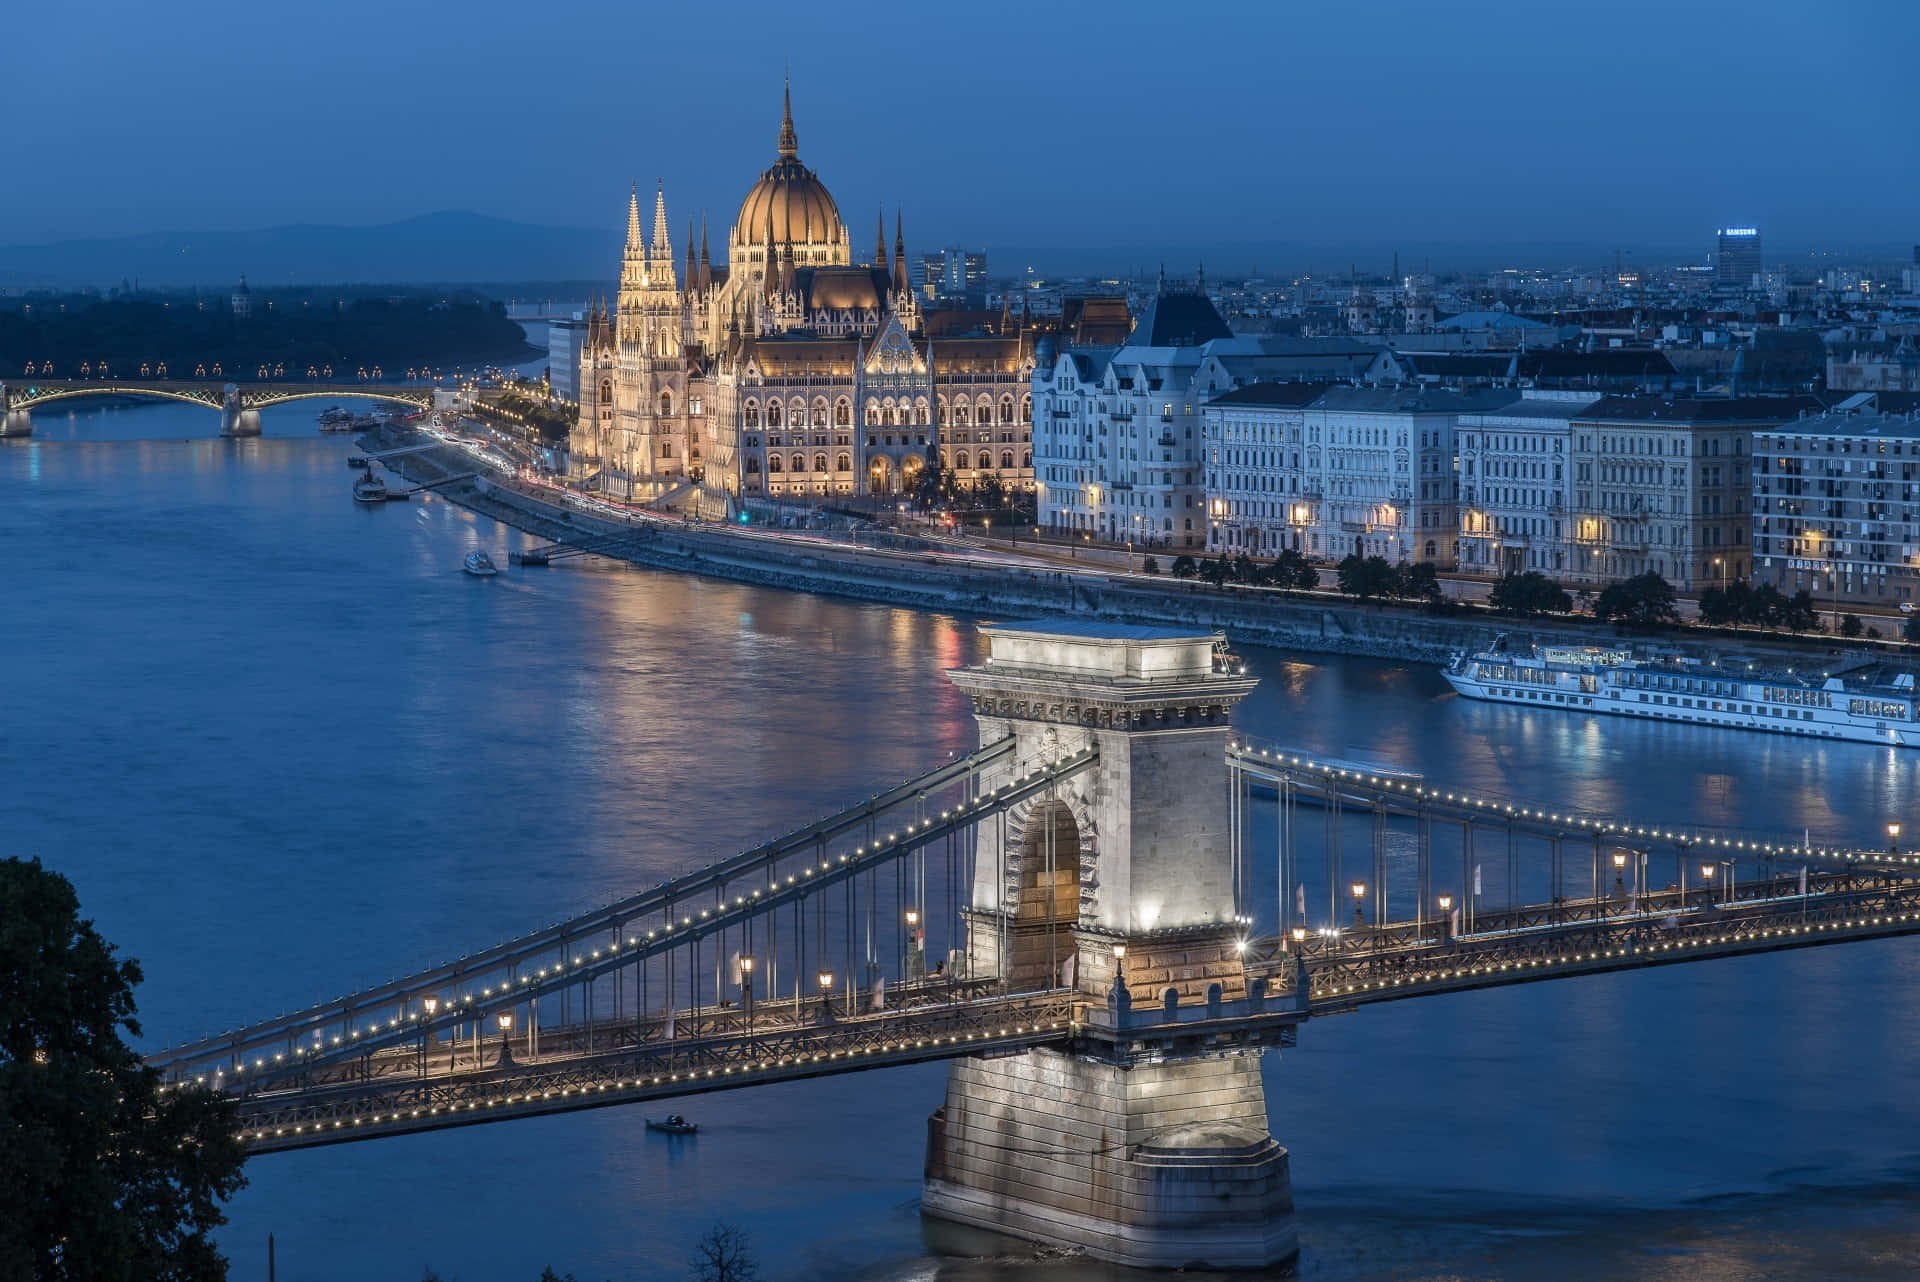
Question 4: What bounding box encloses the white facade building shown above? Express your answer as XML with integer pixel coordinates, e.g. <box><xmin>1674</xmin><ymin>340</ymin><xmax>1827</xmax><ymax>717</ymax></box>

<box><xmin>547</xmin><ymin>317</ymin><xmax>587</xmax><ymax>404</ymax></box>
<box><xmin>1200</xmin><ymin>382</ymin><xmax>1328</xmax><ymax>555</ymax></box>
<box><xmin>1297</xmin><ymin>386</ymin><xmax>1517</xmax><ymax>565</ymax></box>
<box><xmin>1455</xmin><ymin>394</ymin><xmax>1599</xmax><ymax>576</ymax></box>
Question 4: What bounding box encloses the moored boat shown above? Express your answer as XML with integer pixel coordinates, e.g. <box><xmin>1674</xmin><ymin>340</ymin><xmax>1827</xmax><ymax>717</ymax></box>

<box><xmin>352</xmin><ymin>471</ymin><xmax>389</xmax><ymax>503</ymax></box>
<box><xmin>1443</xmin><ymin>635</ymin><xmax>1918</xmax><ymax>746</ymax></box>
<box><xmin>463</xmin><ymin>550</ymin><xmax>498</xmax><ymax>577</ymax></box>
<box><xmin>646</xmin><ymin>1114</ymin><xmax>697</xmax><ymax>1135</ymax></box>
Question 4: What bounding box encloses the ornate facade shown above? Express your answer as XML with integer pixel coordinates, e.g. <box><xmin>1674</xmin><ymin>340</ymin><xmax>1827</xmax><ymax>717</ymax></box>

<box><xmin>569</xmin><ymin>85</ymin><xmax>1036</xmax><ymax>514</ymax></box>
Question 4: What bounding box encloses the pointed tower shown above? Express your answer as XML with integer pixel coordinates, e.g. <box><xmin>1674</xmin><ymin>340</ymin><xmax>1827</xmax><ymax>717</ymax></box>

<box><xmin>649</xmin><ymin>183</ymin><xmax>675</xmax><ymax>287</ymax></box>
<box><xmin>893</xmin><ymin>210</ymin><xmax>908</xmax><ymax>294</ymax></box>
<box><xmin>685</xmin><ymin>219</ymin><xmax>698</xmax><ymax>297</ymax></box>
<box><xmin>876</xmin><ymin>209</ymin><xmax>888</xmax><ymax>269</ymax></box>
<box><xmin>778</xmin><ymin>68</ymin><xmax>798</xmax><ymax>160</ymax></box>
<box><xmin>699</xmin><ymin>217</ymin><xmax>712</xmax><ymax>291</ymax></box>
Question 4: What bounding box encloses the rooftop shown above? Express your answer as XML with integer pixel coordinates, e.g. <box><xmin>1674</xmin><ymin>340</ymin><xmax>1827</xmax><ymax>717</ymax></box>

<box><xmin>1205</xmin><ymin>381</ymin><xmax>1334</xmax><ymax>409</ymax></box>
<box><xmin>1765</xmin><ymin>409</ymin><xmax>1920</xmax><ymax>439</ymax></box>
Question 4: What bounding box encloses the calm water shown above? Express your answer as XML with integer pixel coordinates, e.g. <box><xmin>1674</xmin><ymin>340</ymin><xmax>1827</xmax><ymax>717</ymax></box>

<box><xmin>5</xmin><ymin>399</ymin><xmax>1919</xmax><ymax>1282</ymax></box>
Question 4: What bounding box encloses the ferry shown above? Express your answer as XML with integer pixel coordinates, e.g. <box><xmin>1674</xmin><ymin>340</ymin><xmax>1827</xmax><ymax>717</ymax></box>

<box><xmin>1443</xmin><ymin>637</ymin><xmax>1918</xmax><ymax>746</ymax></box>
<box><xmin>352</xmin><ymin>471</ymin><xmax>389</xmax><ymax>504</ymax></box>
<box><xmin>462</xmin><ymin>550</ymin><xmax>498</xmax><ymax>577</ymax></box>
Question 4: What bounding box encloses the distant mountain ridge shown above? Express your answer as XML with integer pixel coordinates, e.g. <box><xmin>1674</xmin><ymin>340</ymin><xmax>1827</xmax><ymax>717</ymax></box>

<box><xmin>0</xmin><ymin>211</ymin><xmax>622</xmax><ymax>288</ymax></box>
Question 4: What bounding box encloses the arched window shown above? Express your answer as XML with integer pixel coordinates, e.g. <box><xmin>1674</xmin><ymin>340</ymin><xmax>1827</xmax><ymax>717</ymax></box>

<box><xmin>1021</xmin><ymin>449</ymin><xmax>1031</xmax><ymax>468</ymax></box>
<box><xmin>836</xmin><ymin>453</ymin><xmax>851</xmax><ymax>472</ymax></box>
<box><xmin>812</xmin><ymin>399</ymin><xmax>828</xmax><ymax>427</ymax></box>
<box><xmin>744</xmin><ymin>400</ymin><xmax>760</xmax><ymax>427</ymax></box>
<box><xmin>1000</xmin><ymin>451</ymin><xmax>1014</xmax><ymax>470</ymax></box>
<box><xmin>867</xmin><ymin>403</ymin><xmax>881</xmax><ymax>426</ymax></box>
<box><xmin>916</xmin><ymin>398</ymin><xmax>931</xmax><ymax>425</ymax></box>
<box><xmin>599</xmin><ymin>379</ymin><xmax>613</xmax><ymax>403</ymax></box>
<box><xmin>660</xmin><ymin>440</ymin><xmax>674</xmax><ymax>458</ymax></box>
<box><xmin>1426</xmin><ymin>540</ymin><xmax>1437</xmax><ymax>558</ymax></box>
<box><xmin>814</xmin><ymin>453</ymin><xmax>827</xmax><ymax>473</ymax></box>
<box><xmin>767</xmin><ymin>401</ymin><xmax>782</xmax><ymax>427</ymax></box>
<box><xmin>1020</xmin><ymin>395</ymin><xmax>1031</xmax><ymax>423</ymax></box>
<box><xmin>955</xmin><ymin>451</ymin><xmax>971</xmax><ymax>470</ymax></box>
<box><xmin>767</xmin><ymin>455</ymin><xmax>782</xmax><ymax>473</ymax></box>
<box><xmin>977</xmin><ymin>397</ymin><xmax>995</xmax><ymax>426</ymax></box>
<box><xmin>791</xmin><ymin>454</ymin><xmax>807</xmax><ymax>473</ymax></box>
<box><xmin>937</xmin><ymin>398</ymin><xmax>949</xmax><ymax>426</ymax></box>
<box><xmin>746</xmin><ymin>457</ymin><xmax>761</xmax><ymax>474</ymax></box>
<box><xmin>835</xmin><ymin>399</ymin><xmax>851</xmax><ymax>426</ymax></box>
<box><xmin>659</xmin><ymin>391</ymin><xmax>673</xmax><ymax>416</ymax></box>
<box><xmin>1000</xmin><ymin>395</ymin><xmax>1015</xmax><ymax>424</ymax></box>
<box><xmin>954</xmin><ymin>402</ymin><xmax>970</xmax><ymax>425</ymax></box>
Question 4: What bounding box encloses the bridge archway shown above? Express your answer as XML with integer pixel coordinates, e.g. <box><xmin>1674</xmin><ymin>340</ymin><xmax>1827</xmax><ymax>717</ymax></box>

<box><xmin>1009</xmin><ymin>797</ymin><xmax>1084</xmax><ymax>989</ymax></box>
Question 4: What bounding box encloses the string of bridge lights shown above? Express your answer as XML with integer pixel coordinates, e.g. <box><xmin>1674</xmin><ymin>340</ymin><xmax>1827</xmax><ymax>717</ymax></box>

<box><xmin>236</xmin><ymin>899</ymin><xmax>1920</xmax><ymax>1144</ymax></box>
<box><xmin>1226</xmin><ymin>741</ymin><xmax>1913</xmax><ymax>865</ymax></box>
<box><xmin>236</xmin><ymin>1020</ymin><xmax>1069</xmax><ymax>1145</ymax></box>
<box><xmin>167</xmin><ymin>757</ymin><xmax>1091</xmax><ymax>1089</ymax></box>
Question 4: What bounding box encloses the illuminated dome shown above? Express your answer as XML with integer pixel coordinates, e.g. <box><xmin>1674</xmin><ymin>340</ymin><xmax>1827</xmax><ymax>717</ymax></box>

<box><xmin>730</xmin><ymin>83</ymin><xmax>849</xmax><ymax>265</ymax></box>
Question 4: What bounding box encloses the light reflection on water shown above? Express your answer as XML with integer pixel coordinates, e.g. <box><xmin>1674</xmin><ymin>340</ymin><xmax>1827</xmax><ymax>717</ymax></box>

<box><xmin>2</xmin><ymin>398</ymin><xmax>1917</xmax><ymax>1282</ymax></box>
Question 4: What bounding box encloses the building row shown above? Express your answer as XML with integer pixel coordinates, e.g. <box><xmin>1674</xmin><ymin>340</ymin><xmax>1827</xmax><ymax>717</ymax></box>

<box><xmin>1036</xmin><ymin>287</ymin><xmax>1920</xmax><ymax>607</ymax></box>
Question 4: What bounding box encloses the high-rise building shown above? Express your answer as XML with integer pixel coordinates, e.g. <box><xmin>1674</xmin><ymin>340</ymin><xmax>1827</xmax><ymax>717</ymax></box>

<box><xmin>917</xmin><ymin>248</ymin><xmax>988</xmax><ymax>300</ymax></box>
<box><xmin>1715</xmin><ymin>227</ymin><xmax>1762</xmax><ymax>289</ymax></box>
<box><xmin>547</xmin><ymin>317</ymin><xmax>587</xmax><ymax>403</ymax></box>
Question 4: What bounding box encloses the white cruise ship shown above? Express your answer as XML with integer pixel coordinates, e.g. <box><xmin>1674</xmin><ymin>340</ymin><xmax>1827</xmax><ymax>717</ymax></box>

<box><xmin>1442</xmin><ymin>637</ymin><xmax>1918</xmax><ymax>746</ymax></box>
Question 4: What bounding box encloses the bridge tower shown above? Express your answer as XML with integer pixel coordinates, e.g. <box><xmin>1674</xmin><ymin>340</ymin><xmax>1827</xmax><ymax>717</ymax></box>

<box><xmin>217</xmin><ymin>384</ymin><xmax>261</xmax><ymax>437</ymax></box>
<box><xmin>0</xmin><ymin>385</ymin><xmax>28</xmax><ymax>438</ymax></box>
<box><xmin>923</xmin><ymin>620</ymin><xmax>1297</xmax><ymax>1268</ymax></box>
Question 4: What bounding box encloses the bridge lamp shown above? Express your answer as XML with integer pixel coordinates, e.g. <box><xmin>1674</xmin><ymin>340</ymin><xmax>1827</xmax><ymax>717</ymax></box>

<box><xmin>739</xmin><ymin>955</ymin><xmax>754</xmax><ymax>981</ymax></box>
<box><xmin>1889</xmin><ymin>823</ymin><xmax>1902</xmax><ymax>855</ymax></box>
<box><xmin>422</xmin><ymin>995</ymin><xmax>439</xmax><ymax>1017</ymax></box>
<box><xmin>1350</xmin><ymin>881</ymin><xmax>1368</xmax><ymax>927</ymax></box>
<box><xmin>1437</xmin><ymin>894</ymin><xmax>1454</xmax><ymax>913</ymax></box>
<box><xmin>905</xmin><ymin>908</ymin><xmax>920</xmax><ymax>927</ymax></box>
<box><xmin>817</xmin><ymin>969</ymin><xmax>834</xmax><ymax>992</ymax></box>
<box><xmin>496</xmin><ymin>1012</ymin><xmax>513</xmax><ymax>1033</ymax></box>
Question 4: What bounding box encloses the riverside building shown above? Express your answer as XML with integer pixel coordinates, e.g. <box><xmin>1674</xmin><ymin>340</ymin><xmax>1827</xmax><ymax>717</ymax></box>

<box><xmin>1563</xmin><ymin>396</ymin><xmax>1817</xmax><ymax>590</ymax></box>
<box><xmin>568</xmin><ymin>82</ymin><xmax>1035</xmax><ymax>514</ymax></box>
<box><xmin>1752</xmin><ymin>407</ymin><xmax>1920</xmax><ymax>609</ymax></box>
<box><xmin>1455</xmin><ymin>394</ymin><xmax>1599</xmax><ymax>576</ymax></box>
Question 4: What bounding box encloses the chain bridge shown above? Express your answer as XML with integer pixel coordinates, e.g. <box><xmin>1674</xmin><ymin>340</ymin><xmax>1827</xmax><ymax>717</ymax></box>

<box><xmin>1</xmin><ymin>379</ymin><xmax>432</xmax><ymax>437</ymax></box>
<box><xmin>146</xmin><ymin>620</ymin><xmax>1920</xmax><ymax>1269</ymax></box>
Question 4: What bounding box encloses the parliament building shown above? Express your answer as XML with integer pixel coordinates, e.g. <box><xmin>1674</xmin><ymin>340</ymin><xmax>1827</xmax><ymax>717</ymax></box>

<box><xmin>568</xmin><ymin>85</ymin><xmax>1043</xmax><ymax>516</ymax></box>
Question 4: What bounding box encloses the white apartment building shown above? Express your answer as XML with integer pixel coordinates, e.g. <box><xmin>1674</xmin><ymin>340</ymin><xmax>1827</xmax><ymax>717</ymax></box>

<box><xmin>1200</xmin><ymin>382</ymin><xmax>1328</xmax><ymax>555</ymax></box>
<box><xmin>1297</xmin><ymin>386</ymin><xmax>1517</xmax><ymax>565</ymax></box>
<box><xmin>1035</xmin><ymin>291</ymin><xmax>1383</xmax><ymax>550</ymax></box>
<box><xmin>1455</xmin><ymin>394</ymin><xmax>1599</xmax><ymax>576</ymax></box>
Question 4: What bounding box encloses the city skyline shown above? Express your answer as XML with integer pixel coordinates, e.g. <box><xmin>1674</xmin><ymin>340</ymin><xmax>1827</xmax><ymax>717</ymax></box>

<box><xmin>11</xmin><ymin>0</ymin><xmax>1916</xmax><ymax>259</ymax></box>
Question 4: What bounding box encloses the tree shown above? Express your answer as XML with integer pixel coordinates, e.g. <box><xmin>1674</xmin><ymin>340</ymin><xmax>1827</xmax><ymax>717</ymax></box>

<box><xmin>1399</xmin><ymin>562</ymin><xmax>1442</xmax><ymax>604</ymax></box>
<box><xmin>1336</xmin><ymin>554</ymin><xmax>1400</xmax><ymax>601</ymax></box>
<box><xmin>1268</xmin><ymin>548</ymin><xmax>1319</xmax><ymax>591</ymax></box>
<box><xmin>689</xmin><ymin>1223</ymin><xmax>758</xmax><ymax>1282</ymax></box>
<box><xmin>0</xmin><ymin>857</ymin><xmax>248</xmax><ymax>1282</ymax></box>
<box><xmin>909</xmin><ymin>458</ymin><xmax>949</xmax><ymax>508</ymax></box>
<box><xmin>1489</xmin><ymin>571</ymin><xmax>1573</xmax><ymax>618</ymax></box>
<box><xmin>1140</xmin><ymin>555</ymin><xmax>1160</xmax><ymax>575</ymax></box>
<box><xmin>1904</xmin><ymin>612</ymin><xmax>1920</xmax><ymax>645</ymax></box>
<box><xmin>973</xmin><ymin>473</ymin><xmax>1007</xmax><ymax>510</ymax></box>
<box><xmin>1169</xmin><ymin>554</ymin><xmax>1198</xmax><ymax>579</ymax></box>
<box><xmin>1841</xmin><ymin>613</ymin><xmax>1865</xmax><ymax>638</ymax></box>
<box><xmin>1781</xmin><ymin>590</ymin><xmax>1819</xmax><ymax>632</ymax></box>
<box><xmin>1591</xmin><ymin>572</ymin><xmax>1678</xmax><ymax>627</ymax></box>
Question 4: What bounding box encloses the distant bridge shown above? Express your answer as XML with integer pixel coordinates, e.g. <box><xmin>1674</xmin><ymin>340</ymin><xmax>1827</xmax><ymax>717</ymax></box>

<box><xmin>1</xmin><ymin>379</ymin><xmax>433</xmax><ymax>438</ymax></box>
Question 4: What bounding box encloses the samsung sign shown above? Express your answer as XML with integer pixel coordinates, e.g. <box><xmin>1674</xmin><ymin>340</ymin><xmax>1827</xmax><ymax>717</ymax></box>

<box><xmin>1719</xmin><ymin>227</ymin><xmax>1759</xmax><ymax>237</ymax></box>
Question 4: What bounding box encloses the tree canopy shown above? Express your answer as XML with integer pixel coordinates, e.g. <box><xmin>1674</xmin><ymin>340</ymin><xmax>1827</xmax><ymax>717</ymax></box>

<box><xmin>1488</xmin><ymin>571</ymin><xmax>1572</xmax><ymax>617</ymax></box>
<box><xmin>1591</xmin><ymin>572</ymin><xmax>1679</xmax><ymax>627</ymax></box>
<box><xmin>0</xmin><ymin>857</ymin><xmax>247</xmax><ymax>1282</ymax></box>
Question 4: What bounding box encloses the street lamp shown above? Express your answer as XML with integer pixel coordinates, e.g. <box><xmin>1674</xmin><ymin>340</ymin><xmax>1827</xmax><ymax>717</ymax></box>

<box><xmin>1889</xmin><ymin>822</ymin><xmax>1902</xmax><ymax>855</ymax></box>
<box><xmin>1612</xmin><ymin>851</ymin><xmax>1628</xmax><ymax>900</ymax></box>
<box><xmin>1350</xmin><ymin>881</ymin><xmax>1367</xmax><ymax>928</ymax></box>
<box><xmin>817</xmin><ymin>968</ymin><xmax>835</xmax><ymax>1021</ymax></box>
<box><xmin>739</xmin><ymin>955</ymin><xmax>755</xmax><ymax>1034</ymax></box>
<box><xmin>1436</xmin><ymin>893</ymin><xmax>1455</xmax><ymax>942</ymax></box>
<box><xmin>905</xmin><ymin>909</ymin><xmax>925</xmax><ymax>980</ymax></box>
<box><xmin>495</xmin><ymin>1011</ymin><xmax>514</xmax><ymax>1066</ymax></box>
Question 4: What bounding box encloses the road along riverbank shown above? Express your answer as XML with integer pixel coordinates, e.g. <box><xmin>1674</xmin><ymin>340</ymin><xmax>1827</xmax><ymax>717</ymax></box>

<box><xmin>363</xmin><ymin>424</ymin><xmax>1862</xmax><ymax>668</ymax></box>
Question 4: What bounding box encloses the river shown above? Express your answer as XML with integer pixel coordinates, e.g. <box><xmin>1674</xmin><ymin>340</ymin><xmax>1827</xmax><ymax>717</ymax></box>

<box><xmin>4</xmin><ymin>398</ymin><xmax>1919</xmax><ymax>1282</ymax></box>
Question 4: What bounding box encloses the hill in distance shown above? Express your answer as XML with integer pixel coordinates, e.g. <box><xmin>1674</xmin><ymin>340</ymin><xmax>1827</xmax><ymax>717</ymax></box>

<box><xmin>0</xmin><ymin>211</ymin><xmax>622</xmax><ymax>289</ymax></box>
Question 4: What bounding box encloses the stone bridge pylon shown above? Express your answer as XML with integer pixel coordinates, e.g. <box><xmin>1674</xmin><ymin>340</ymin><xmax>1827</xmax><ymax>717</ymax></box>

<box><xmin>922</xmin><ymin>619</ymin><xmax>1297</xmax><ymax>1268</ymax></box>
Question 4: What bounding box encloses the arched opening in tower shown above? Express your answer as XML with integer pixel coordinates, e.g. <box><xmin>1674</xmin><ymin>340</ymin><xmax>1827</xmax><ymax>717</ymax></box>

<box><xmin>1011</xmin><ymin>799</ymin><xmax>1081</xmax><ymax>989</ymax></box>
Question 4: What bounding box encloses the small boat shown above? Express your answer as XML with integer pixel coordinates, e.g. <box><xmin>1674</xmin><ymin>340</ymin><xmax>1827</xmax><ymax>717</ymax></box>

<box><xmin>345</xmin><ymin>455</ymin><xmax>368</xmax><ymax>468</ymax></box>
<box><xmin>352</xmin><ymin>472</ymin><xmax>389</xmax><ymax>504</ymax></box>
<box><xmin>463</xmin><ymin>550</ymin><xmax>498</xmax><ymax>577</ymax></box>
<box><xmin>317</xmin><ymin>405</ymin><xmax>351</xmax><ymax>428</ymax></box>
<box><xmin>646</xmin><ymin>1114</ymin><xmax>697</xmax><ymax>1135</ymax></box>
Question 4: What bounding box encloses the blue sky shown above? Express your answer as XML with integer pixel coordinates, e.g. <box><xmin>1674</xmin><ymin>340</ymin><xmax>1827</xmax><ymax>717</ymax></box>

<box><xmin>11</xmin><ymin>0</ymin><xmax>1917</xmax><ymax>255</ymax></box>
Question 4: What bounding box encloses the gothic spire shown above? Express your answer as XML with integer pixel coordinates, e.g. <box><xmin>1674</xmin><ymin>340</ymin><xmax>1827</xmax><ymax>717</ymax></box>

<box><xmin>685</xmin><ymin>218</ymin><xmax>698</xmax><ymax>293</ymax></box>
<box><xmin>892</xmin><ymin>210</ymin><xmax>908</xmax><ymax>293</ymax></box>
<box><xmin>650</xmin><ymin>182</ymin><xmax>672</xmax><ymax>265</ymax></box>
<box><xmin>875</xmin><ymin>208</ymin><xmax>887</xmax><ymax>268</ymax></box>
<box><xmin>777</xmin><ymin>69</ymin><xmax>798</xmax><ymax>159</ymax></box>
<box><xmin>699</xmin><ymin>216</ymin><xmax>712</xmax><ymax>289</ymax></box>
<box><xmin>762</xmin><ymin>204</ymin><xmax>778</xmax><ymax>301</ymax></box>
<box><xmin>624</xmin><ymin>184</ymin><xmax>643</xmax><ymax>259</ymax></box>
